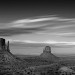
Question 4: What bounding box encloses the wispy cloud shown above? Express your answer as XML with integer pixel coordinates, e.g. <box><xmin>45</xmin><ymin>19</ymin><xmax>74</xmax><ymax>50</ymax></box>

<box><xmin>6</xmin><ymin>39</ymin><xmax>75</xmax><ymax>49</ymax></box>
<box><xmin>8</xmin><ymin>39</ymin><xmax>75</xmax><ymax>46</ymax></box>
<box><xmin>11</xmin><ymin>16</ymin><xmax>74</xmax><ymax>28</ymax></box>
<box><xmin>0</xmin><ymin>15</ymin><xmax>75</xmax><ymax>36</ymax></box>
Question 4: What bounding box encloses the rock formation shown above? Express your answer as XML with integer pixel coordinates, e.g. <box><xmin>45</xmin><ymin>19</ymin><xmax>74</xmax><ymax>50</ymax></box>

<box><xmin>0</xmin><ymin>38</ymin><xmax>27</xmax><ymax>74</ymax></box>
<box><xmin>40</xmin><ymin>46</ymin><xmax>59</xmax><ymax>61</ymax></box>
<box><xmin>0</xmin><ymin>38</ymin><xmax>10</xmax><ymax>52</ymax></box>
<box><xmin>6</xmin><ymin>41</ymin><xmax>10</xmax><ymax>52</ymax></box>
<box><xmin>43</xmin><ymin>46</ymin><xmax>51</xmax><ymax>53</ymax></box>
<box><xmin>0</xmin><ymin>38</ymin><xmax>19</xmax><ymax>63</ymax></box>
<box><xmin>0</xmin><ymin>38</ymin><xmax>6</xmax><ymax>50</ymax></box>
<box><xmin>58</xmin><ymin>66</ymin><xmax>75</xmax><ymax>75</ymax></box>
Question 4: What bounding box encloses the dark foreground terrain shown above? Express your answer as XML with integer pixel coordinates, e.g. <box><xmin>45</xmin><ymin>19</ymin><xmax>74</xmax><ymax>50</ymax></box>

<box><xmin>13</xmin><ymin>54</ymin><xmax>75</xmax><ymax>75</ymax></box>
<box><xmin>1</xmin><ymin>54</ymin><xmax>75</xmax><ymax>75</ymax></box>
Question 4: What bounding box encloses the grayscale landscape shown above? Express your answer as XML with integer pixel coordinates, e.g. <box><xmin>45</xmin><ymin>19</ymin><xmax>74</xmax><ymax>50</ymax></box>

<box><xmin>0</xmin><ymin>0</ymin><xmax>75</xmax><ymax>75</ymax></box>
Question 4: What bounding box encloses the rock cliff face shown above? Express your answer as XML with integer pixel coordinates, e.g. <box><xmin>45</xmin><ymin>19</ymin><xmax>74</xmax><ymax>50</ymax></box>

<box><xmin>0</xmin><ymin>38</ymin><xmax>28</xmax><ymax>74</ymax></box>
<box><xmin>0</xmin><ymin>38</ymin><xmax>6</xmax><ymax>50</ymax></box>
<box><xmin>40</xmin><ymin>46</ymin><xmax>59</xmax><ymax>61</ymax></box>
<box><xmin>0</xmin><ymin>38</ymin><xmax>10</xmax><ymax>51</ymax></box>
<box><xmin>0</xmin><ymin>38</ymin><xmax>18</xmax><ymax>63</ymax></box>
<box><xmin>43</xmin><ymin>46</ymin><xmax>51</xmax><ymax>53</ymax></box>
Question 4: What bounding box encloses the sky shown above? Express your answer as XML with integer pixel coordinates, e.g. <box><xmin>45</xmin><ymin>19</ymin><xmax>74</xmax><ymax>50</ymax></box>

<box><xmin>0</xmin><ymin>0</ymin><xmax>75</xmax><ymax>55</ymax></box>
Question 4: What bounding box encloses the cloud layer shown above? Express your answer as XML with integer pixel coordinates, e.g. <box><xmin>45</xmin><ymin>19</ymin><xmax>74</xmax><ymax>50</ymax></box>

<box><xmin>7</xmin><ymin>38</ymin><xmax>75</xmax><ymax>48</ymax></box>
<box><xmin>1</xmin><ymin>15</ymin><xmax>75</xmax><ymax>47</ymax></box>
<box><xmin>0</xmin><ymin>15</ymin><xmax>75</xmax><ymax>37</ymax></box>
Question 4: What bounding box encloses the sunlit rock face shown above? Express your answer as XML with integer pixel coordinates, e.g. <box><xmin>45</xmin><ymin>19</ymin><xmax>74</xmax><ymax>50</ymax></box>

<box><xmin>40</xmin><ymin>46</ymin><xmax>59</xmax><ymax>61</ymax></box>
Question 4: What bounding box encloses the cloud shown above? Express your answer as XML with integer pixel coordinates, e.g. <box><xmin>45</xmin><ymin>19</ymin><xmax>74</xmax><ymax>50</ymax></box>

<box><xmin>0</xmin><ymin>27</ymin><xmax>44</xmax><ymax>36</ymax></box>
<box><xmin>0</xmin><ymin>15</ymin><xmax>75</xmax><ymax>36</ymax></box>
<box><xmin>7</xmin><ymin>39</ymin><xmax>75</xmax><ymax>48</ymax></box>
<box><xmin>8</xmin><ymin>39</ymin><xmax>75</xmax><ymax>46</ymax></box>
<box><xmin>11</xmin><ymin>16</ymin><xmax>74</xmax><ymax>28</ymax></box>
<box><xmin>12</xmin><ymin>16</ymin><xmax>71</xmax><ymax>24</ymax></box>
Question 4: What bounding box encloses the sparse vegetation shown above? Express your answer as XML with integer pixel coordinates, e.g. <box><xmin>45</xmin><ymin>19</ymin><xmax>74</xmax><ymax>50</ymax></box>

<box><xmin>1</xmin><ymin>55</ymin><xmax>75</xmax><ymax>75</ymax></box>
<box><xmin>1</xmin><ymin>38</ymin><xmax>75</xmax><ymax>75</ymax></box>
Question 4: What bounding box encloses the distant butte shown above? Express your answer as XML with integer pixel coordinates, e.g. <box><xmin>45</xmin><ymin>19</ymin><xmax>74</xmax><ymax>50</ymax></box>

<box><xmin>40</xmin><ymin>46</ymin><xmax>59</xmax><ymax>61</ymax></box>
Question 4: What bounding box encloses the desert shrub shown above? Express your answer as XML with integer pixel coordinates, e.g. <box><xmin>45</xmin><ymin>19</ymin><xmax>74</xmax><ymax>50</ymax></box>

<box><xmin>14</xmin><ymin>72</ymin><xmax>24</xmax><ymax>75</ymax></box>
<box><xmin>58</xmin><ymin>60</ymin><xmax>75</xmax><ymax>66</ymax></box>
<box><xmin>25</xmin><ymin>63</ymin><xmax>60</xmax><ymax>75</ymax></box>
<box><xmin>0</xmin><ymin>72</ymin><xmax>13</xmax><ymax>75</ymax></box>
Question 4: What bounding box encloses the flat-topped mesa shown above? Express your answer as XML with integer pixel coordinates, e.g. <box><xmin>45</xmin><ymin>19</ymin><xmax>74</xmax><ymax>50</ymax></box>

<box><xmin>0</xmin><ymin>38</ymin><xmax>10</xmax><ymax>52</ymax></box>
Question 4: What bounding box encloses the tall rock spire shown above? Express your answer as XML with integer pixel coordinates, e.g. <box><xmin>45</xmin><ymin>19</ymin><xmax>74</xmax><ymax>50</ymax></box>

<box><xmin>7</xmin><ymin>41</ymin><xmax>10</xmax><ymax>52</ymax></box>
